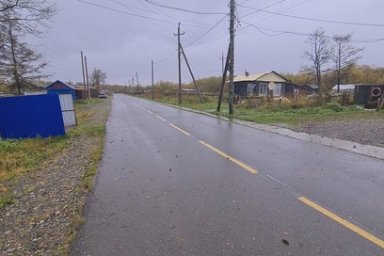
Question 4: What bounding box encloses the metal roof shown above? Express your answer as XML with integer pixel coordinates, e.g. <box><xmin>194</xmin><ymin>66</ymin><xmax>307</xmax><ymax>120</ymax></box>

<box><xmin>234</xmin><ymin>71</ymin><xmax>289</xmax><ymax>83</ymax></box>
<box><xmin>45</xmin><ymin>80</ymin><xmax>76</xmax><ymax>90</ymax></box>
<box><xmin>332</xmin><ymin>84</ymin><xmax>356</xmax><ymax>90</ymax></box>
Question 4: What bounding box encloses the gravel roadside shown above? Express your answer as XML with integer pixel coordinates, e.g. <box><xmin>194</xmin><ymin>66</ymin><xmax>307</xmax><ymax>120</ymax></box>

<box><xmin>0</xmin><ymin>98</ymin><xmax>111</xmax><ymax>256</ymax></box>
<box><xmin>294</xmin><ymin>118</ymin><xmax>384</xmax><ymax>148</ymax></box>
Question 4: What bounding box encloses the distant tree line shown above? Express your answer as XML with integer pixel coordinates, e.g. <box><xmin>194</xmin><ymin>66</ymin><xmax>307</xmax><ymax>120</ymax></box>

<box><xmin>285</xmin><ymin>64</ymin><xmax>384</xmax><ymax>91</ymax></box>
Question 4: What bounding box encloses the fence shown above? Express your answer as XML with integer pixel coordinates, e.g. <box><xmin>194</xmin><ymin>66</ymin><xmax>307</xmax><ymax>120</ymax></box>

<box><xmin>0</xmin><ymin>94</ymin><xmax>65</xmax><ymax>139</ymax></box>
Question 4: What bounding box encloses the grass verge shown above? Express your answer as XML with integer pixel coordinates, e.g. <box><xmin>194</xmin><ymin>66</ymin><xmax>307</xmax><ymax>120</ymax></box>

<box><xmin>151</xmin><ymin>96</ymin><xmax>384</xmax><ymax>127</ymax></box>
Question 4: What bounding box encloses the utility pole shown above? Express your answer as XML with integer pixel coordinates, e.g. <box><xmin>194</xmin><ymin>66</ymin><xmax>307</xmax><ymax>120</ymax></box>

<box><xmin>217</xmin><ymin>46</ymin><xmax>230</xmax><ymax>112</ymax></box>
<box><xmin>228</xmin><ymin>0</ymin><xmax>236</xmax><ymax>115</ymax></box>
<box><xmin>80</xmin><ymin>51</ymin><xmax>86</xmax><ymax>99</ymax></box>
<box><xmin>151</xmin><ymin>60</ymin><xmax>154</xmax><ymax>99</ymax></box>
<box><xmin>136</xmin><ymin>72</ymin><xmax>140</xmax><ymax>86</ymax></box>
<box><xmin>84</xmin><ymin>55</ymin><xmax>90</xmax><ymax>100</ymax></box>
<box><xmin>221</xmin><ymin>52</ymin><xmax>224</xmax><ymax>75</ymax></box>
<box><xmin>180</xmin><ymin>44</ymin><xmax>203</xmax><ymax>103</ymax></box>
<box><xmin>174</xmin><ymin>22</ymin><xmax>185</xmax><ymax>105</ymax></box>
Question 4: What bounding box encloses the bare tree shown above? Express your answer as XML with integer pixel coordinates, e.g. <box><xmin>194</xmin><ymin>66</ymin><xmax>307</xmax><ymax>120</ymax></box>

<box><xmin>0</xmin><ymin>1</ymin><xmax>55</xmax><ymax>94</ymax></box>
<box><xmin>0</xmin><ymin>1</ymin><xmax>55</xmax><ymax>33</ymax></box>
<box><xmin>333</xmin><ymin>33</ymin><xmax>363</xmax><ymax>92</ymax></box>
<box><xmin>0</xmin><ymin>20</ymin><xmax>47</xmax><ymax>94</ymax></box>
<box><xmin>304</xmin><ymin>28</ymin><xmax>333</xmax><ymax>93</ymax></box>
<box><xmin>90</xmin><ymin>68</ymin><xmax>107</xmax><ymax>91</ymax></box>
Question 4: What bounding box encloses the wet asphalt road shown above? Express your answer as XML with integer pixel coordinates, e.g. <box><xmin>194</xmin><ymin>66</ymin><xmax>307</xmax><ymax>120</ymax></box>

<box><xmin>72</xmin><ymin>94</ymin><xmax>384</xmax><ymax>256</ymax></box>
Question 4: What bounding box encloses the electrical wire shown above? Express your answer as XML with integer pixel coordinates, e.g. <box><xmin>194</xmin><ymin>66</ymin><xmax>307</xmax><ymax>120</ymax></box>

<box><xmin>156</xmin><ymin>14</ymin><xmax>228</xmax><ymax>65</ymax></box>
<box><xmin>242</xmin><ymin>22</ymin><xmax>384</xmax><ymax>43</ymax></box>
<box><xmin>184</xmin><ymin>14</ymin><xmax>229</xmax><ymax>48</ymax></box>
<box><xmin>239</xmin><ymin>0</ymin><xmax>286</xmax><ymax>19</ymax></box>
<box><xmin>77</xmin><ymin>0</ymin><xmax>175</xmax><ymax>24</ymax></box>
<box><xmin>155</xmin><ymin>50</ymin><xmax>177</xmax><ymax>64</ymax></box>
<box><xmin>238</xmin><ymin>3</ymin><xmax>384</xmax><ymax>27</ymax></box>
<box><xmin>242</xmin><ymin>22</ymin><xmax>310</xmax><ymax>37</ymax></box>
<box><xmin>134</xmin><ymin>0</ymin><xmax>176</xmax><ymax>20</ymax></box>
<box><xmin>144</xmin><ymin>0</ymin><xmax>227</xmax><ymax>15</ymax></box>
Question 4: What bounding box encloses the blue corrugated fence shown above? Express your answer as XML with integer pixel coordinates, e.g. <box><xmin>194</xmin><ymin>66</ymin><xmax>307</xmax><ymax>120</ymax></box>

<box><xmin>0</xmin><ymin>94</ymin><xmax>65</xmax><ymax>139</ymax></box>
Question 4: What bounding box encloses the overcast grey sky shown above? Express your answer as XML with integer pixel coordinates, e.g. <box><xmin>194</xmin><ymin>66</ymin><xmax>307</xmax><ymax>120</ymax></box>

<box><xmin>38</xmin><ymin>0</ymin><xmax>384</xmax><ymax>85</ymax></box>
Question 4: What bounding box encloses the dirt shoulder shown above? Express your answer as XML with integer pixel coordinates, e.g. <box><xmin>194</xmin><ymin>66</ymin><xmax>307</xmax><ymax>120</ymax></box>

<box><xmin>0</xmin><ymin>98</ymin><xmax>111</xmax><ymax>256</ymax></box>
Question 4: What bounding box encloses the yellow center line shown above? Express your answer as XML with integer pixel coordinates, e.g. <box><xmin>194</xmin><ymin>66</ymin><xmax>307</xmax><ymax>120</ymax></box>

<box><xmin>169</xmin><ymin>123</ymin><xmax>191</xmax><ymax>136</ymax></box>
<box><xmin>156</xmin><ymin>115</ymin><xmax>166</xmax><ymax>122</ymax></box>
<box><xmin>199</xmin><ymin>140</ymin><xmax>257</xmax><ymax>174</ymax></box>
<box><xmin>299</xmin><ymin>196</ymin><xmax>384</xmax><ymax>250</ymax></box>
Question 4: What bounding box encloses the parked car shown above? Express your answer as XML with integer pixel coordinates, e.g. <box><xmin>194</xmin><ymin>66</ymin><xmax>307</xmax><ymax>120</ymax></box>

<box><xmin>98</xmin><ymin>92</ymin><xmax>107</xmax><ymax>99</ymax></box>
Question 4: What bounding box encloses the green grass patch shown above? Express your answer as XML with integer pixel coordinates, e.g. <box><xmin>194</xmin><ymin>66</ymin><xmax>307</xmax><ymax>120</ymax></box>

<box><xmin>83</xmin><ymin>144</ymin><xmax>104</xmax><ymax>190</ymax></box>
<box><xmin>0</xmin><ymin>137</ymin><xmax>69</xmax><ymax>182</ymax></box>
<box><xmin>0</xmin><ymin>192</ymin><xmax>14</xmax><ymax>208</ymax></box>
<box><xmin>150</xmin><ymin>95</ymin><xmax>383</xmax><ymax>127</ymax></box>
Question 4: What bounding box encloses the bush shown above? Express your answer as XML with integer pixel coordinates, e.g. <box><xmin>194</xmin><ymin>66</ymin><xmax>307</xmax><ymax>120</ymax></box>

<box><xmin>324</xmin><ymin>102</ymin><xmax>344</xmax><ymax>112</ymax></box>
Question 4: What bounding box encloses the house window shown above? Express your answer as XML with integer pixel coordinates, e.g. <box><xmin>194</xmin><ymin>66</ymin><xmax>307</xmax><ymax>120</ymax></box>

<box><xmin>273</xmin><ymin>83</ymin><xmax>282</xmax><ymax>97</ymax></box>
<box><xmin>259</xmin><ymin>83</ymin><xmax>268</xmax><ymax>95</ymax></box>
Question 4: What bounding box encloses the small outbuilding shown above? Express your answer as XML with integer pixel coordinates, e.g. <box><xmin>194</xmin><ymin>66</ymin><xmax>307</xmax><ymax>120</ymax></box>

<box><xmin>234</xmin><ymin>71</ymin><xmax>297</xmax><ymax>97</ymax></box>
<box><xmin>300</xmin><ymin>84</ymin><xmax>319</xmax><ymax>95</ymax></box>
<box><xmin>46</xmin><ymin>80</ymin><xmax>76</xmax><ymax>100</ymax></box>
<box><xmin>354</xmin><ymin>84</ymin><xmax>384</xmax><ymax>108</ymax></box>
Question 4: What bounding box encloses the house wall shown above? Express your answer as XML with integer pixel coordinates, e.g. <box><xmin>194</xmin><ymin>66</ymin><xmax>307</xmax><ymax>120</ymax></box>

<box><xmin>235</xmin><ymin>81</ymin><xmax>296</xmax><ymax>97</ymax></box>
<box><xmin>234</xmin><ymin>81</ymin><xmax>249</xmax><ymax>96</ymax></box>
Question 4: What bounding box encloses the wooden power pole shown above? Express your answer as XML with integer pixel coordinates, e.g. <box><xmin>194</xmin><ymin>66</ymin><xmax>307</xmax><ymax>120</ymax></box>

<box><xmin>228</xmin><ymin>0</ymin><xmax>236</xmax><ymax>115</ymax></box>
<box><xmin>84</xmin><ymin>55</ymin><xmax>90</xmax><ymax>100</ymax></box>
<box><xmin>180</xmin><ymin>44</ymin><xmax>203</xmax><ymax>103</ymax></box>
<box><xmin>151</xmin><ymin>60</ymin><xmax>154</xmax><ymax>99</ymax></box>
<box><xmin>136</xmin><ymin>72</ymin><xmax>139</xmax><ymax>86</ymax></box>
<box><xmin>81</xmin><ymin>51</ymin><xmax>86</xmax><ymax>99</ymax></box>
<box><xmin>217</xmin><ymin>46</ymin><xmax>230</xmax><ymax>112</ymax></box>
<box><xmin>174</xmin><ymin>22</ymin><xmax>185</xmax><ymax>105</ymax></box>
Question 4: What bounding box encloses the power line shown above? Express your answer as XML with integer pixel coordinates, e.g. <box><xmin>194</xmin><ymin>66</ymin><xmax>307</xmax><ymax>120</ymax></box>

<box><xmin>242</xmin><ymin>22</ymin><xmax>384</xmax><ymax>43</ymax></box>
<box><xmin>77</xmin><ymin>0</ymin><xmax>175</xmax><ymax>24</ymax></box>
<box><xmin>78</xmin><ymin>0</ymin><xmax>214</xmax><ymax>29</ymax></box>
<box><xmin>107</xmin><ymin>0</ymin><xmax>156</xmax><ymax>15</ymax></box>
<box><xmin>134</xmin><ymin>0</ymin><xmax>176</xmax><ymax>20</ymax></box>
<box><xmin>243</xmin><ymin>22</ymin><xmax>309</xmax><ymax>37</ymax></box>
<box><xmin>155</xmin><ymin>50</ymin><xmax>178</xmax><ymax>64</ymax></box>
<box><xmin>238</xmin><ymin>0</ymin><xmax>311</xmax><ymax>33</ymax></box>
<box><xmin>239</xmin><ymin>0</ymin><xmax>286</xmax><ymax>19</ymax></box>
<box><xmin>238</xmin><ymin>3</ymin><xmax>384</xmax><ymax>27</ymax></box>
<box><xmin>144</xmin><ymin>0</ymin><xmax>227</xmax><ymax>15</ymax></box>
<box><xmin>184</xmin><ymin>14</ymin><xmax>229</xmax><ymax>48</ymax></box>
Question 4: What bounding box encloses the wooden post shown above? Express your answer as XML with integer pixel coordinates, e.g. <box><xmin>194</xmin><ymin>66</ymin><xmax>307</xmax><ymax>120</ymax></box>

<box><xmin>81</xmin><ymin>51</ymin><xmax>86</xmax><ymax>99</ymax></box>
<box><xmin>228</xmin><ymin>0</ymin><xmax>236</xmax><ymax>115</ymax></box>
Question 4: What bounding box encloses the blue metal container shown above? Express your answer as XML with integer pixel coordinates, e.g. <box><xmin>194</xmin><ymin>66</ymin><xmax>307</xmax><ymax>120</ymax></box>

<box><xmin>0</xmin><ymin>94</ymin><xmax>65</xmax><ymax>139</ymax></box>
